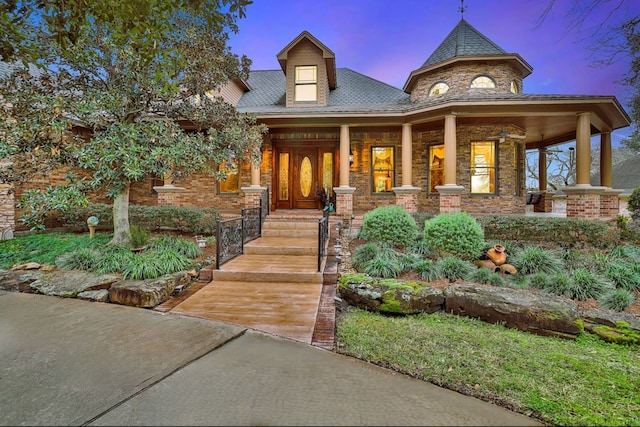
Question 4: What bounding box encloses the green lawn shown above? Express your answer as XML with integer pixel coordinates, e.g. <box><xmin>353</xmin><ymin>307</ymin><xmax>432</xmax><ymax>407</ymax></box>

<box><xmin>336</xmin><ymin>308</ymin><xmax>640</xmax><ymax>426</ymax></box>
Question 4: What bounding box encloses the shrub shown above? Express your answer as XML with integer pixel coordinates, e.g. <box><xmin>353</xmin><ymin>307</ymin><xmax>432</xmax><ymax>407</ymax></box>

<box><xmin>470</xmin><ymin>267</ymin><xmax>505</xmax><ymax>287</ymax></box>
<box><xmin>627</xmin><ymin>186</ymin><xmax>640</xmax><ymax>222</ymax></box>
<box><xmin>360</xmin><ymin>206</ymin><xmax>418</xmax><ymax>248</ymax></box>
<box><xmin>362</xmin><ymin>256</ymin><xmax>402</xmax><ymax>279</ymax></box>
<box><xmin>568</xmin><ymin>268</ymin><xmax>614</xmax><ymax>301</ymax></box>
<box><xmin>129</xmin><ymin>224</ymin><xmax>150</xmax><ymax>248</ymax></box>
<box><xmin>55</xmin><ymin>248</ymin><xmax>102</xmax><ymax>270</ymax></box>
<box><xmin>408</xmin><ymin>238</ymin><xmax>432</xmax><ymax>256</ymax></box>
<box><xmin>436</xmin><ymin>256</ymin><xmax>474</xmax><ymax>282</ymax></box>
<box><xmin>122</xmin><ymin>252</ymin><xmax>164</xmax><ymax>280</ymax></box>
<box><xmin>543</xmin><ymin>273</ymin><xmax>573</xmax><ymax>297</ymax></box>
<box><xmin>147</xmin><ymin>235</ymin><xmax>202</xmax><ymax>259</ymax></box>
<box><xmin>528</xmin><ymin>272</ymin><xmax>551</xmax><ymax>289</ymax></box>
<box><xmin>415</xmin><ymin>259</ymin><xmax>440</xmax><ymax>281</ymax></box>
<box><xmin>95</xmin><ymin>246</ymin><xmax>135</xmax><ymax>274</ymax></box>
<box><xmin>423</xmin><ymin>212</ymin><xmax>485</xmax><ymax>260</ymax></box>
<box><xmin>511</xmin><ymin>246</ymin><xmax>564</xmax><ymax>276</ymax></box>
<box><xmin>398</xmin><ymin>253</ymin><xmax>420</xmax><ymax>272</ymax></box>
<box><xmin>599</xmin><ymin>289</ymin><xmax>637</xmax><ymax>312</ymax></box>
<box><xmin>352</xmin><ymin>242</ymin><xmax>382</xmax><ymax>271</ymax></box>
<box><xmin>605</xmin><ymin>262</ymin><xmax>640</xmax><ymax>292</ymax></box>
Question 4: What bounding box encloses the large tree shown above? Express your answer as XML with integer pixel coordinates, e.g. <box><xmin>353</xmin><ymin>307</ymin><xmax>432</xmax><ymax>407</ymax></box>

<box><xmin>0</xmin><ymin>0</ymin><xmax>267</xmax><ymax>244</ymax></box>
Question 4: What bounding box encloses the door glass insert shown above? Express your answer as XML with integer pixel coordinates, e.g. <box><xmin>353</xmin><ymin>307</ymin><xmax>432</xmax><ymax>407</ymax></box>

<box><xmin>300</xmin><ymin>156</ymin><xmax>312</xmax><ymax>197</ymax></box>
<box><xmin>279</xmin><ymin>153</ymin><xmax>289</xmax><ymax>200</ymax></box>
<box><xmin>322</xmin><ymin>152</ymin><xmax>333</xmax><ymax>197</ymax></box>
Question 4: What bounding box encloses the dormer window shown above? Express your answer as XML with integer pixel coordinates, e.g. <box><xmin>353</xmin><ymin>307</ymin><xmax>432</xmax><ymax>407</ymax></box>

<box><xmin>428</xmin><ymin>82</ymin><xmax>450</xmax><ymax>96</ymax></box>
<box><xmin>294</xmin><ymin>65</ymin><xmax>318</xmax><ymax>102</ymax></box>
<box><xmin>470</xmin><ymin>75</ymin><xmax>496</xmax><ymax>89</ymax></box>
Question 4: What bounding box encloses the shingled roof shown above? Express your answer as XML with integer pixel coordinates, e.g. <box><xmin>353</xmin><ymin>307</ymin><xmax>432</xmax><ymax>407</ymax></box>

<box><xmin>591</xmin><ymin>154</ymin><xmax>640</xmax><ymax>190</ymax></box>
<box><xmin>422</xmin><ymin>18</ymin><xmax>507</xmax><ymax>68</ymax></box>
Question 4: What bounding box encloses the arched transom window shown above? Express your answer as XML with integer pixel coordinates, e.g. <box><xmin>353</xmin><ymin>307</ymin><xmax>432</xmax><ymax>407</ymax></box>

<box><xmin>428</xmin><ymin>82</ymin><xmax>450</xmax><ymax>96</ymax></box>
<box><xmin>470</xmin><ymin>75</ymin><xmax>496</xmax><ymax>89</ymax></box>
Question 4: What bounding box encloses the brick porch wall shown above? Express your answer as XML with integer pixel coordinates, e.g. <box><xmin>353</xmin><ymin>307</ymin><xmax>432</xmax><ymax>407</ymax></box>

<box><xmin>566</xmin><ymin>192</ymin><xmax>601</xmax><ymax>219</ymax></box>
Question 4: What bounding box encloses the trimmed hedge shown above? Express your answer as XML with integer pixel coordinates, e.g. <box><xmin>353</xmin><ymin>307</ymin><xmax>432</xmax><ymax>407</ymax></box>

<box><xmin>477</xmin><ymin>215</ymin><xmax>620</xmax><ymax>248</ymax></box>
<box><xmin>59</xmin><ymin>203</ymin><xmax>221</xmax><ymax>234</ymax></box>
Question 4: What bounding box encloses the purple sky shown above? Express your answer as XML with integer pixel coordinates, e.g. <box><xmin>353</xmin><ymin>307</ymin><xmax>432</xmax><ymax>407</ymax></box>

<box><xmin>228</xmin><ymin>0</ymin><xmax>639</xmax><ymax>144</ymax></box>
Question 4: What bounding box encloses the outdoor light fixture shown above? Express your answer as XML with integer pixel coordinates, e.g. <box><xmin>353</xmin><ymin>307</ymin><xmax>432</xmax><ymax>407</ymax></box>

<box><xmin>349</xmin><ymin>147</ymin><xmax>354</xmax><ymax>166</ymax></box>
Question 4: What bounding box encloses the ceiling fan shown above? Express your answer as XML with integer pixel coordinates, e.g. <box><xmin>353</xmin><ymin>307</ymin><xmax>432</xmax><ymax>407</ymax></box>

<box><xmin>486</xmin><ymin>119</ymin><xmax>526</xmax><ymax>142</ymax></box>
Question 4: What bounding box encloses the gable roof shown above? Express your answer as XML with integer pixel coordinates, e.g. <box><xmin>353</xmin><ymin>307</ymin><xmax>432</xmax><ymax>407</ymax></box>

<box><xmin>422</xmin><ymin>19</ymin><xmax>506</xmax><ymax>68</ymax></box>
<box><xmin>236</xmin><ymin>68</ymin><xmax>410</xmax><ymax>113</ymax></box>
<box><xmin>276</xmin><ymin>30</ymin><xmax>337</xmax><ymax>90</ymax></box>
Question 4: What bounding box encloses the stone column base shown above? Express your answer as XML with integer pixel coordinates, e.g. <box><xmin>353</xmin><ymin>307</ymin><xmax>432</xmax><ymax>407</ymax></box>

<box><xmin>333</xmin><ymin>186</ymin><xmax>356</xmax><ymax>219</ymax></box>
<box><xmin>154</xmin><ymin>185</ymin><xmax>185</xmax><ymax>206</ymax></box>
<box><xmin>392</xmin><ymin>186</ymin><xmax>421</xmax><ymax>213</ymax></box>
<box><xmin>562</xmin><ymin>185</ymin><xmax>607</xmax><ymax>219</ymax></box>
<box><xmin>241</xmin><ymin>186</ymin><xmax>268</xmax><ymax>210</ymax></box>
<box><xmin>435</xmin><ymin>185</ymin><xmax>465</xmax><ymax>214</ymax></box>
<box><xmin>0</xmin><ymin>182</ymin><xmax>14</xmax><ymax>240</ymax></box>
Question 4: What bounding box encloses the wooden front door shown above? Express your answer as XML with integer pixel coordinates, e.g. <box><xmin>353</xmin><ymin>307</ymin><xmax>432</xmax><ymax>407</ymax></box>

<box><xmin>274</xmin><ymin>142</ymin><xmax>337</xmax><ymax>210</ymax></box>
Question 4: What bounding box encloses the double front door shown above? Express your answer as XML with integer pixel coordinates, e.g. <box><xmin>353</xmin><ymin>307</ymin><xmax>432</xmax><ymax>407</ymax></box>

<box><xmin>274</xmin><ymin>142</ymin><xmax>338</xmax><ymax>210</ymax></box>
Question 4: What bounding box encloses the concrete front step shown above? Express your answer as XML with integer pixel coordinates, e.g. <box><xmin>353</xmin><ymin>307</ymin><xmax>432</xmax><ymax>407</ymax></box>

<box><xmin>261</xmin><ymin>228</ymin><xmax>318</xmax><ymax>238</ymax></box>
<box><xmin>212</xmin><ymin>254</ymin><xmax>322</xmax><ymax>284</ymax></box>
<box><xmin>244</xmin><ymin>236</ymin><xmax>318</xmax><ymax>256</ymax></box>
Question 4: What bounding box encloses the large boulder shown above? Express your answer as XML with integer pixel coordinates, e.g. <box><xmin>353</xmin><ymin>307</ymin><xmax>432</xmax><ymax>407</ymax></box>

<box><xmin>109</xmin><ymin>271</ymin><xmax>191</xmax><ymax>308</ymax></box>
<box><xmin>580</xmin><ymin>309</ymin><xmax>640</xmax><ymax>345</ymax></box>
<box><xmin>30</xmin><ymin>270</ymin><xmax>120</xmax><ymax>297</ymax></box>
<box><xmin>444</xmin><ymin>283</ymin><xmax>583</xmax><ymax>339</ymax></box>
<box><xmin>338</xmin><ymin>274</ymin><xmax>444</xmax><ymax>315</ymax></box>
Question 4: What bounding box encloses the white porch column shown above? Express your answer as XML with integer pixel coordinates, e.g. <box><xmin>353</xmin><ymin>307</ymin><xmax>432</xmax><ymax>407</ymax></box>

<box><xmin>443</xmin><ymin>114</ymin><xmax>457</xmax><ymax>185</ymax></box>
<box><xmin>250</xmin><ymin>162</ymin><xmax>261</xmax><ymax>187</ymax></box>
<box><xmin>575</xmin><ymin>112</ymin><xmax>591</xmax><ymax>186</ymax></box>
<box><xmin>401</xmin><ymin>123</ymin><xmax>412</xmax><ymax>187</ymax></box>
<box><xmin>339</xmin><ymin>124</ymin><xmax>350</xmax><ymax>187</ymax></box>
<box><xmin>599</xmin><ymin>131</ymin><xmax>612</xmax><ymax>188</ymax></box>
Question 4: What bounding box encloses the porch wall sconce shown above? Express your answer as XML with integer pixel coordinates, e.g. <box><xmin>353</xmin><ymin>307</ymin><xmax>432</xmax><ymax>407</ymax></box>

<box><xmin>349</xmin><ymin>147</ymin><xmax>354</xmax><ymax>167</ymax></box>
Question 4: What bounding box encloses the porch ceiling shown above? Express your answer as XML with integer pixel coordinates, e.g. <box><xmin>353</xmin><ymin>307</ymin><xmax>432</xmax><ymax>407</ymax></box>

<box><xmin>253</xmin><ymin>96</ymin><xmax>630</xmax><ymax>151</ymax></box>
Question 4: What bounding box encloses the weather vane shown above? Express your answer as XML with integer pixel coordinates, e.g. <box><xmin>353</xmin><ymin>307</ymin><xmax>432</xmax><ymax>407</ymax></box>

<box><xmin>458</xmin><ymin>0</ymin><xmax>467</xmax><ymax>18</ymax></box>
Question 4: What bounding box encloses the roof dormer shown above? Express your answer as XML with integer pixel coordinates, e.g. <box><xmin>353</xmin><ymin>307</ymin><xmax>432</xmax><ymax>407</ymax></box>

<box><xmin>276</xmin><ymin>31</ymin><xmax>336</xmax><ymax>107</ymax></box>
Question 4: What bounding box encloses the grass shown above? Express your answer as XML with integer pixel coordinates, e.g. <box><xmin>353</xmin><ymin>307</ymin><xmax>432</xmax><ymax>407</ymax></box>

<box><xmin>336</xmin><ymin>308</ymin><xmax>640</xmax><ymax>426</ymax></box>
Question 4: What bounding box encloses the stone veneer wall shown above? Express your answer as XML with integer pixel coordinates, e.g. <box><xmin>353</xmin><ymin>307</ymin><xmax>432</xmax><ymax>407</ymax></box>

<box><xmin>0</xmin><ymin>182</ymin><xmax>14</xmax><ymax>238</ymax></box>
<box><xmin>410</xmin><ymin>62</ymin><xmax>524</xmax><ymax>102</ymax></box>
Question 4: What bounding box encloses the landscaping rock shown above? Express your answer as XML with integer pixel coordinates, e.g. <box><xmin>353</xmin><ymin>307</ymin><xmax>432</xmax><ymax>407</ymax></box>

<box><xmin>338</xmin><ymin>276</ymin><xmax>444</xmax><ymax>315</ymax></box>
<box><xmin>108</xmin><ymin>271</ymin><xmax>191</xmax><ymax>308</ymax></box>
<box><xmin>444</xmin><ymin>283</ymin><xmax>583</xmax><ymax>339</ymax></box>
<box><xmin>30</xmin><ymin>270</ymin><xmax>120</xmax><ymax>298</ymax></box>
<box><xmin>77</xmin><ymin>289</ymin><xmax>110</xmax><ymax>302</ymax></box>
<box><xmin>580</xmin><ymin>309</ymin><xmax>640</xmax><ymax>345</ymax></box>
<box><xmin>0</xmin><ymin>269</ymin><xmax>43</xmax><ymax>292</ymax></box>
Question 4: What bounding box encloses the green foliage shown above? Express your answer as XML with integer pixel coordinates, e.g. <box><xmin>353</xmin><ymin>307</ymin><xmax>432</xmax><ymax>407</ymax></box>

<box><xmin>55</xmin><ymin>248</ymin><xmax>102</xmax><ymax>271</ymax></box>
<box><xmin>423</xmin><ymin>212</ymin><xmax>485</xmax><ymax>260</ymax></box>
<box><xmin>398</xmin><ymin>253</ymin><xmax>420</xmax><ymax>273</ymax></box>
<box><xmin>527</xmin><ymin>272</ymin><xmax>551</xmax><ymax>289</ymax></box>
<box><xmin>407</xmin><ymin>238</ymin><xmax>432</xmax><ymax>256</ymax></box>
<box><xmin>360</xmin><ymin>206</ymin><xmax>418</xmax><ymax>248</ymax></box>
<box><xmin>95</xmin><ymin>246</ymin><xmax>135</xmax><ymax>274</ymax></box>
<box><xmin>147</xmin><ymin>234</ymin><xmax>202</xmax><ymax>259</ymax></box>
<box><xmin>599</xmin><ymin>289</ymin><xmax>637</xmax><ymax>312</ymax></box>
<box><xmin>568</xmin><ymin>268</ymin><xmax>614</xmax><ymax>301</ymax></box>
<box><xmin>362</xmin><ymin>257</ymin><xmax>402</xmax><ymax>279</ymax></box>
<box><xmin>415</xmin><ymin>259</ymin><xmax>440</xmax><ymax>281</ymax></box>
<box><xmin>604</xmin><ymin>262</ymin><xmax>640</xmax><ymax>292</ymax></box>
<box><xmin>0</xmin><ymin>232</ymin><xmax>111</xmax><ymax>269</ymax></box>
<box><xmin>542</xmin><ymin>273</ymin><xmax>573</xmax><ymax>297</ymax></box>
<box><xmin>18</xmin><ymin>187</ymin><xmax>89</xmax><ymax>231</ymax></box>
<box><xmin>129</xmin><ymin>225</ymin><xmax>151</xmax><ymax>249</ymax></box>
<box><xmin>154</xmin><ymin>250</ymin><xmax>196</xmax><ymax>273</ymax></box>
<box><xmin>470</xmin><ymin>267</ymin><xmax>505</xmax><ymax>287</ymax></box>
<box><xmin>628</xmin><ymin>187</ymin><xmax>640</xmax><ymax>222</ymax></box>
<box><xmin>352</xmin><ymin>242</ymin><xmax>379</xmax><ymax>271</ymax></box>
<box><xmin>511</xmin><ymin>246</ymin><xmax>564</xmax><ymax>275</ymax></box>
<box><xmin>59</xmin><ymin>203</ymin><xmax>221</xmax><ymax>234</ymax></box>
<box><xmin>122</xmin><ymin>252</ymin><xmax>164</xmax><ymax>280</ymax></box>
<box><xmin>478</xmin><ymin>216</ymin><xmax>620</xmax><ymax>249</ymax></box>
<box><xmin>435</xmin><ymin>256</ymin><xmax>474</xmax><ymax>282</ymax></box>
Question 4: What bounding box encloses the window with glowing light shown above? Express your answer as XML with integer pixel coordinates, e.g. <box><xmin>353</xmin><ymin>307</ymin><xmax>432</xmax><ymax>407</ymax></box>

<box><xmin>428</xmin><ymin>82</ymin><xmax>450</xmax><ymax>96</ymax></box>
<box><xmin>470</xmin><ymin>75</ymin><xmax>496</xmax><ymax>89</ymax></box>
<box><xmin>294</xmin><ymin>65</ymin><xmax>317</xmax><ymax>102</ymax></box>
<box><xmin>371</xmin><ymin>146</ymin><xmax>394</xmax><ymax>193</ymax></box>
<box><xmin>470</xmin><ymin>141</ymin><xmax>496</xmax><ymax>194</ymax></box>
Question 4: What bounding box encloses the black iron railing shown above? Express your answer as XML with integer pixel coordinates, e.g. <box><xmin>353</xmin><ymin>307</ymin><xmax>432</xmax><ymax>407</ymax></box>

<box><xmin>216</xmin><ymin>188</ymin><xmax>270</xmax><ymax>269</ymax></box>
<box><xmin>317</xmin><ymin>206</ymin><xmax>329</xmax><ymax>272</ymax></box>
<box><xmin>216</xmin><ymin>216</ymin><xmax>244</xmax><ymax>269</ymax></box>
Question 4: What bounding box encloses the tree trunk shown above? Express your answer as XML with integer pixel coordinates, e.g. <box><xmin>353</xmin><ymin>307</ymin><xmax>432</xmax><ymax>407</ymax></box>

<box><xmin>109</xmin><ymin>186</ymin><xmax>130</xmax><ymax>245</ymax></box>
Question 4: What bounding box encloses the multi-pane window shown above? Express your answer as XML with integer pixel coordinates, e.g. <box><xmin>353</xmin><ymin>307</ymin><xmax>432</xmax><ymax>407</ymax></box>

<box><xmin>371</xmin><ymin>146</ymin><xmax>394</xmax><ymax>193</ymax></box>
<box><xmin>428</xmin><ymin>82</ymin><xmax>450</xmax><ymax>96</ymax></box>
<box><xmin>294</xmin><ymin>65</ymin><xmax>317</xmax><ymax>102</ymax></box>
<box><xmin>470</xmin><ymin>141</ymin><xmax>496</xmax><ymax>194</ymax></box>
<box><xmin>470</xmin><ymin>75</ymin><xmax>496</xmax><ymax>88</ymax></box>
<box><xmin>218</xmin><ymin>159</ymin><xmax>239</xmax><ymax>194</ymax></box>
<box><xmin>428</xmin><ymin>144</ymin><xmax>444</xmax><ymax>193</ymax></box>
